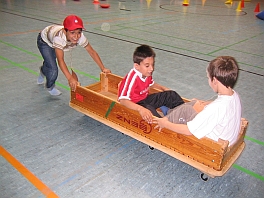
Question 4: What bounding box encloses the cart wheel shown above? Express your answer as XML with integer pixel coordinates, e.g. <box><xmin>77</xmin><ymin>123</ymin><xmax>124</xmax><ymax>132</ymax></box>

<box><xmin>149</xmin><ymin>146</ymin><xmax>154</xmax><ymax>150</ymax></box>
<box><xmin>200</xmin><ymin>173</ymin><xmax>208</xmax><ymax>181</ymax></box>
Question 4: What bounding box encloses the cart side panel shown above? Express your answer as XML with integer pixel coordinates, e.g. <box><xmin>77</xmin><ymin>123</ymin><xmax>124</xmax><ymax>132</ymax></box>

<box><xmin>70</xmin><ymin>85</ymin><xmax>225</xmax><ymax>170</ymax></box>
<box><xmin>70</xmin><ymin>84</ymin><xmax>113</xmax><ymax>118</ymax></box>
<box><xmin>105</xmin><ymin>102</ymin><xmax>225</xmax><ymax>170</ymax></box>
<box><xmin>220</xmin><ymin>119</ymin><xmax>248</xmax><ymax>169</ymax></box>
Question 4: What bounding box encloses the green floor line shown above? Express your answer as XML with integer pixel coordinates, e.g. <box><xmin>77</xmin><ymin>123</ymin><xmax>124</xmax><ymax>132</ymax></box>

<box><xmin>109</xmin><ymin>31</ymin><xmax>207</xmax><ymax>56</ymax></box>
<box><xmin>0</xmin><ymin>40</ymin><xmax>42</xmax><ymax>59</ymax></box>
<box><xmin>233</xmin><ymin>164</ymin><xmax>264</xmax><ymax>182</ymax></box>
<box><xmin>245</xmin><ymin>136</ymin><xmax>264</xmax><ymax>146</ymax></box>
<box><xmin>0</xmin><ymin>56</ymin><xmax>39</xmax><ymax>75</ymax></box>
<box><xmin>70</xmin><ymin>68</ymin><xmax>99</xmax><ymax>81</ymax></box>
<box><xmin>115</xmin><ymin>24</ymin><xmax>264</xmax><ymax>60</ymax></box>
<box><xmin>1</xmin><ymin>32</ymin><xmax>263</xmax><ymax>73</ymax></box>
<box><xmin>1</xmin><ymin>55</ymin><xmax>263</xmax><ymax>147</ymax></box>
<box><xmin>107</xmin><ymin>31</ymin><xmax>263</xmax><ymax>70</ymax></box>
<box><xmin>0</xmin><ymin>40</ymin><xmax>99</xmax><ymax>81</ymax></box>
<box><xmin>20</xmin><ymin>59</ymin><xmax>42</xmax><ymax>65</ymax></box>
<box><xmin>55</xmin><ymin>82</ymin><xmax>70</xmax><ymax>91</ymax></box>
<box><xmin>0</xmin><ymin>65</ymin><xmax>14</xmax><ymax>70</ymax></box>
<box><xmin>1</xmin><ymin>56</ymin><xmax>264</xmax><ymax>183</ymax></box>
<box><xmin>0</xmin><ymin>55</ymin><xmax>100</xmax><ymax>92</ymax></box>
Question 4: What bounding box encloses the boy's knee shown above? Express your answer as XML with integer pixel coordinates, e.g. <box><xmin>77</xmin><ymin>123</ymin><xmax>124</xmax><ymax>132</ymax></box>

<box><xmin>168</xmin><ymin>90</ymin><xmax>181</xmax><ymax>98</ymax></box>
<box><xmin>168</xmin><ymin>90</ymin><xmax>184</xmax><ymax>106</ymax></box>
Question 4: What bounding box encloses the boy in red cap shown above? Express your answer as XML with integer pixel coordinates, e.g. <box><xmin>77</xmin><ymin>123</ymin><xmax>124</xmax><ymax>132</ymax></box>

<box><xmin>37</xmin><ymin>15</ymin><xmax>111</xmax><ymax>96</ymax></box>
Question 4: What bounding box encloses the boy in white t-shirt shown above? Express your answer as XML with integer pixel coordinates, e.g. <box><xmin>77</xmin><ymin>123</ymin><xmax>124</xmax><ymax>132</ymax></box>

<box><xmin>153</xmin><ymin>56</ymin><xmax>242</xmax><ymax>146</ymax></box>
<box><xmin>37</xmin><ymin>15</ymin><xmax>111</xmax><ymax>95</ymax></box>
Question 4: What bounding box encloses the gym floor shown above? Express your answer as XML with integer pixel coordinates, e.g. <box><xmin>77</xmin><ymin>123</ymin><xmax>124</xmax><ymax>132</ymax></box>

<box><xmin>0</xmin><ymin>0</ymin><xmax>263</xmax><ymax>197</ymax></box>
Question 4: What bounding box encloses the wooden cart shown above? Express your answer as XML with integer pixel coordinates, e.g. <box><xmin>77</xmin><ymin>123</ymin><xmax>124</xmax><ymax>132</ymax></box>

<box><xmin>69</xmin><ymin>73</ymin><xmax>248</xmax><ymax>180</ymax></box>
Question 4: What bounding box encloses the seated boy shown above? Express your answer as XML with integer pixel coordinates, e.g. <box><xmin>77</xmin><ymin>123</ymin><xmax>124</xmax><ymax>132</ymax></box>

<box><xmin>118</xmin><ymin>45</ymin><xmax>184</xmax><ymax>123</ymax></box>
<box><xmin>153</xmin><ymin>56</ymin><xmax>242</xmax><ymax>146</ymax></box>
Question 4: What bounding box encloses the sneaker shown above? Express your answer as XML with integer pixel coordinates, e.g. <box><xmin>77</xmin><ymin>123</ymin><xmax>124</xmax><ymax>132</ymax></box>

<box><xmin>37</xmin><ymin>69</ymin><xmax>45</xmax><ymax>85</ymax></box>
<box><xmin>48</xmin><ymin>87</ymin><xmax>62</xmax><ymax>96</ymax></box>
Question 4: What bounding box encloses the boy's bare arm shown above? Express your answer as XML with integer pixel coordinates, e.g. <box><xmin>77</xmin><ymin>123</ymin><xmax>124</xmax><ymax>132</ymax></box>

<box><xmin>55</xmin><ymin>48</ymin><xmax>72</xmax><ymax>80</ymax></box>
<box><xmin>153</xmin><ymin>117</ymin><xmax>192</xmax><ymax>135</ymax></box>
<box><xmin>151</xmin><ymin>82</ymin><xmax>170</xmax><ymax>91</ymax></box>
<box><xmin>119</xmin><ymin>99</ymin><xmax>153</xmax><ymax>123</ymax></box>
<box><xmin>85</xmin><ymin>43</ymin><xmax>111</xmax><ymax>73</ymax></box>
<box><xmin>55</xmin><ymin>48</ymin><xmax>77</xmax><ymax>91</ymax></box>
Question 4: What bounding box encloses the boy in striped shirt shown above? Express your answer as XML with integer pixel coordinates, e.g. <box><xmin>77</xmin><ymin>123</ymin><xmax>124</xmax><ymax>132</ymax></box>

<box><xmin>37</xmin><ymin>15</ymin><xmax>111</xmax><ymax>95</ymax></box>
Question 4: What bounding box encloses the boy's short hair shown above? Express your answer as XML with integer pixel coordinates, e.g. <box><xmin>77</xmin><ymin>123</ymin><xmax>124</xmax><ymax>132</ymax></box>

<box><xmin>207</xmin><ymin>56</ymin><xmax>239</xmax><ymax>88</ymax></box>
<box><xmin>133</xmin><ymin>45</ymin><xmax>156</xmax><ymax>64</ymax></box>
<box><xmin>64</xmin><ymin>28</ymin><xmax>82</xmax><ymax>32</ymax></box>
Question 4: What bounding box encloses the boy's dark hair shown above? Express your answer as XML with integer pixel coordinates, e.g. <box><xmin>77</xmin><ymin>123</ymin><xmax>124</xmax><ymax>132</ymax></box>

<box><xmin>133</xmin><ymin>45</ymin><xmax>156</xmax><ymax>64</ymax></box>
<box><xmin>207</xmin><ymin>56</ymin><xmax>239</xmax><ymax>88</ymax></box>
<box><xmin>64</xmin><ymin>28</ymin><xmax>82</xmax><ymax>32</ymax></box>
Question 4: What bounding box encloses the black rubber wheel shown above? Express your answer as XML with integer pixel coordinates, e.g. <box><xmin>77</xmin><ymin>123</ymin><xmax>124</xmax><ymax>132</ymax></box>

<box><xmin>149</xmin><ymin>146</ymin><xmax>154</xmax><ymax>150</ymax></box>
<box><xmin>201</xmin><ymin>173</ymin><xmax>209</xmax><ymax>181</ymax></box>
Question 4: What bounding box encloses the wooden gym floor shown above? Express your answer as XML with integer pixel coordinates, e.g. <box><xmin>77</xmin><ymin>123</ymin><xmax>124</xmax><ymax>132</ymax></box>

<box><xmin>0</xmin><ymin>0</ymin><xmax>263</xmax><ymax>197</ymax></box>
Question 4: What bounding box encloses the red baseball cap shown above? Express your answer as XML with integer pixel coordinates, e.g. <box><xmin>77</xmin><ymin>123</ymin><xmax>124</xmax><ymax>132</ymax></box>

<box><xmin>63</xmin><ymin>15</ymin><xmax>85</xmax><ymax>30</ymax></box>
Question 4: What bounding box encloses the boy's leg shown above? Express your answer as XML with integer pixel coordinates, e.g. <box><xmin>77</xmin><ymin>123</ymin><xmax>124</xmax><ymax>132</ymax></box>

<box><xmin>137</xmin><ymin>100</ymin><xmax>162</xmax><ymax>118</ymax></box>
<box><xmin>37</xmin><ymin>34</ymin><xmax>61</xmax><ymax>95</ymax></box>
<box><xmin>37</xmin><ymin>65</ymin><xmax>45</xmax><ymax>84</ymax></box>
<box><xmin>146</xmin><ymin>90</ymin><xmax>184</xmax><ymax>109</ymax></box>
<box><xmin>137</xmin><ymin>98</ymin><xmax>161</xmax><ymax>118</ymax></box>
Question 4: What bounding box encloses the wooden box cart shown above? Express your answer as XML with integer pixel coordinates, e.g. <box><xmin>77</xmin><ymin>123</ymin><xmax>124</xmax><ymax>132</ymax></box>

<box><xmin>70</xmin><ymin>73</ymin><xmax>248</xmax><ymax>180</ymax></box>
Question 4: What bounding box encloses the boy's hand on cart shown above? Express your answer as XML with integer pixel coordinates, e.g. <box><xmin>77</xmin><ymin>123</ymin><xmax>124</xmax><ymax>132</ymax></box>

<box><xmin>153</xmin><ymin>117</ymin><xmax>168</xmax><ymax>132</ymax></box>
<box><xmin>102</xmin><ymin>68</ymin><xmax>111</xmax><ymax>73</ymax></box>
<box><xmin>68</xmin><ymin>76</ymin><xmax>78</xmax><ymax>92</ymax></box>
<box><xmin>138</xmin><ymin>107</ymin><xmax>153</xmax><ymax>124</ymax></box>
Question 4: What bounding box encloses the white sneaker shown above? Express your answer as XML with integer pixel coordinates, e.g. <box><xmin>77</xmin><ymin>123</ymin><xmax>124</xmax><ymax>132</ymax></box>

<box><xmin>37</xmin><ymin>71</ymin><xmax>45</xmax><ymax>85</ymax></box>
<box><xmin>48</xmin><ymin>87</ymin><xmax>62</xmax><ymax>96</ymax></box>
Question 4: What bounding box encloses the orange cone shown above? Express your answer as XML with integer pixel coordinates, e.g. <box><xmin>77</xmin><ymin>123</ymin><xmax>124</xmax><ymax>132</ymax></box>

<box><xmin>236</xmin><ymin>1</ymin><xmax>242</xmax><ymax>11</ymax></box>
<box><xmin>182</xmin><ymin>0</ymin><xmax>189</xmax><ymax>6</ymax></box>
<box><xmin>254</xmin><ymin>3</ymin><xmax>260</xmax><ymax>12</ymax></box>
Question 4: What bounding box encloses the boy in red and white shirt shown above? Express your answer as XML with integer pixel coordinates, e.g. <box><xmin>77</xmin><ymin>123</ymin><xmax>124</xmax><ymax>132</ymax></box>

<box><xmin>118</xmin><ymin>45</ymin><xmax>184</xmax><ymax>123</ymax></box>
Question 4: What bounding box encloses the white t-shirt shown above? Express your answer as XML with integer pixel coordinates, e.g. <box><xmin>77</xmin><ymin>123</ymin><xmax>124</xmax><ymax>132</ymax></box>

<box><xmin>40</xmin><ymin>25</ymin><xmax>88</xmax><ymax>51</ymax></box>
<box><xmin>187</xmin><ymin>91</ymin><xmax>241</xmax><ymax>146</ymax></box>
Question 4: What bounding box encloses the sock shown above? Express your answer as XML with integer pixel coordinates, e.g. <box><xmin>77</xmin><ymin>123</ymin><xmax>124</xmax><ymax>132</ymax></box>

<box><xmin>160</xmin><ymin>106</ymin><xmax>169</xmax><ymax>116</ymax></box>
